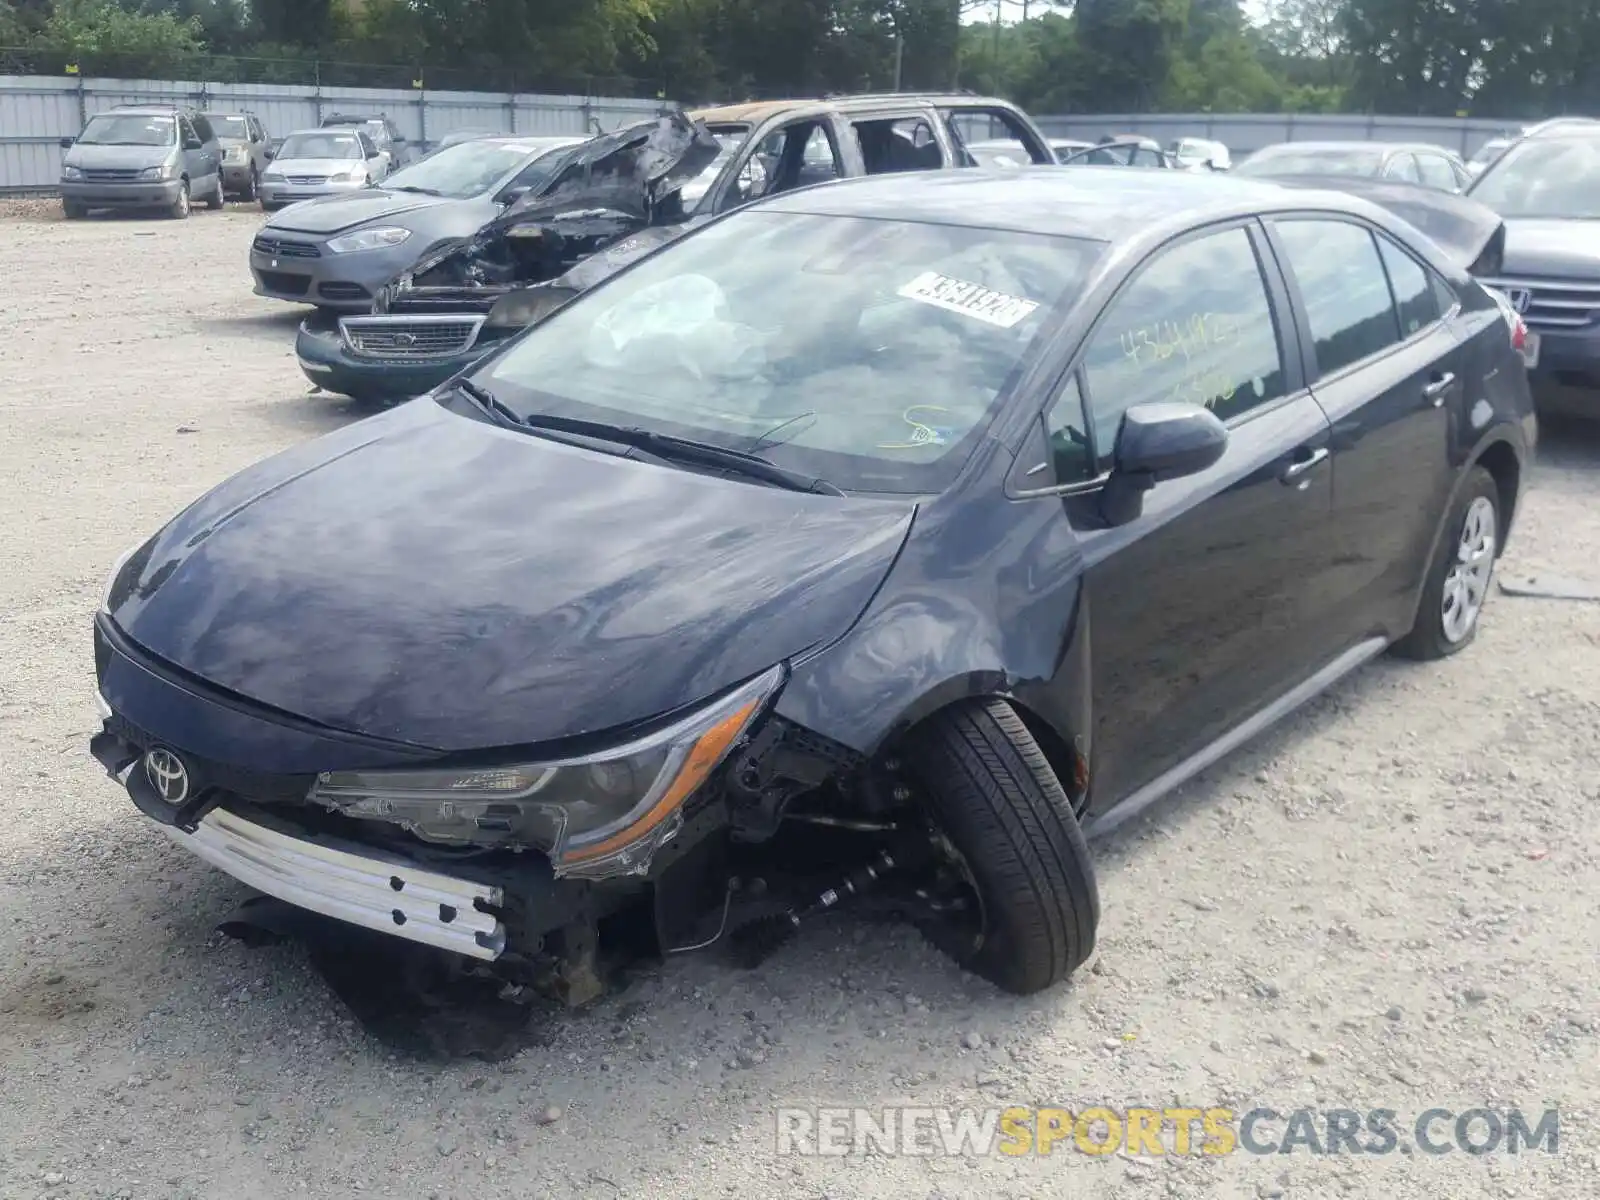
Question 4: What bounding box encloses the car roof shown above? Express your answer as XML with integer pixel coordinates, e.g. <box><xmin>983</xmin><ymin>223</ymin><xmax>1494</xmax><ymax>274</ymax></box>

<box><xmin>757</xmin><ymin>167</ymin><xmax>1361</xmax><ymax>242</ymax></box>
<box><xmin>688</xmin><ymin>93</ymin><xmax>1020</xmax><ymax>125</ymax></box>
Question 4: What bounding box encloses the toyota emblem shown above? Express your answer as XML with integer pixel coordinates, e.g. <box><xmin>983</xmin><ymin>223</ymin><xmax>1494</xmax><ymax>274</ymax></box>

<box><xmin>393</xmin><ymin>332</ymin><xmax>416</xmax><ymax>346</ymax></box>
<box><xmin>144</xmin><ymin>747</ymin><xmax>190</xmax><ymax>806</ymax></box>
<box><xmin>1506</xmin><ymin>288</ymin><xmax>1532</xmax><ymax>315</ymax></box>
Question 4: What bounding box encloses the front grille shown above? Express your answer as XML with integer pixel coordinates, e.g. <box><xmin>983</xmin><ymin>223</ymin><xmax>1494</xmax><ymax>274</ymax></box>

<box><xmin>252</xmin><ymin>234</ymin><xmax>321</xmax><ymax>259</ymax></box>
<box><xmin>1479</xmin><ymin>275</ymin><xmax>1600</xmax><ymax>330</ymax></box>
<box><xmin>285</xmin><ymin>174</ymin><xmax>328</xmax><ymax>186</ymax></box>
<box><xmin>256</xmin><ymin>269</ymin><xmax>311</xmax><ymax>297</ymax></box>
<box><xmin>339</xmin><ymin>315</ymin><xmax>486</xmax><ymax>359</ymax></box>
<box><xmin>318</xmin><ymin>281</ymin><xmax>371</xmax><ymax>301</ymax></box>
<box><xmin>82</xmin><ymin>168</ymin><xmax>141</xmax><ymax>183</ymax></box>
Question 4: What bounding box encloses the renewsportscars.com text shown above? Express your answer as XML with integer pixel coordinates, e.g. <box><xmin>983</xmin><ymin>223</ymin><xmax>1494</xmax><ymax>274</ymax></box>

<box><xmin>774</xmin><ymin>1106</ymin><xmax>1560</xmax><ymax>1158</ymax></box>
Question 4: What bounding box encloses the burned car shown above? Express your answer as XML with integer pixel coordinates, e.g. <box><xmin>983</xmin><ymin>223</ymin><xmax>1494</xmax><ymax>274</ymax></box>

<box><xmin>296</xmin><ymin>94</ymin><xmax>1057</xmax><ymax>402</ymax></box>
<box><xmin>93</xmin><ymin>169</ymin><xmax>1533</xmax><ymax>1006</ymax></box>
<box><xmin>294</xmin><ymin>112</ymin><xmax>718</xmax><ymax>401</ymax></box>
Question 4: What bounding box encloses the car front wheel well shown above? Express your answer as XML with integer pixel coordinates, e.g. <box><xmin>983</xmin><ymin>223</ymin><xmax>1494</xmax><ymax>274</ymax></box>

<box><xmin>1473</xmin><ymin>440</ymin><xmax>1520</xmax><ymax>552</ymax></box>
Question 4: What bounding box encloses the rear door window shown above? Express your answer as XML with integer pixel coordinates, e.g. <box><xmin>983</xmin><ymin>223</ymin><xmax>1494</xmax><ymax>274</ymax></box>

<box><xmin>1081</xmin><ymin>225</ymin><xmax>1289</xmax><ymax>467</ymax></box>
<box><xmin>941</xmin><ymin>107</ymin><xmax>1051</xmax><ymax>165</ymax></box>
<box><xmin>852</xmin><ymin>115</ymin><xmax>943</xmax><ymax>175</ymax></box>
<box><xmin>1375</xmin><ymin>235</ymin><xmax>1442</xmax><ymax>337</ymax></box>
<box><xmin>1273</xmin><ymin>219</ymin><xmax>1402</xmax><ymax>376</ymax></box>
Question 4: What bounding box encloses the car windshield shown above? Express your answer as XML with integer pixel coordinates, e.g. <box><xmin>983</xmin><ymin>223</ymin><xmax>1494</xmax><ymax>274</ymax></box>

<box><xmin>77</xmin><ymin>114</ymin><xmax>175</xmax><ymax>147</ymax></box>
<box><xmin>206</xmin><ymin>115</ymin><xmax>249</xmax><ymax>139</ymax></box>
<box><xmin>1467</xmin><ymin>137</ymin><xmax>1600</xmax><ymax>218</ymax></box>
<box><xmin>384</xmin><ymin>139</ymin><xmax>565</xmax><ymax>199</ymax></box>
<box><xmin>477</xmin><ymin>209</ymin><xmax>1106</xmax><ymax>494</ymax></box>
<box><xmin>278</xmin><ymin>132</ymin><xmax>363</xmax><ymax>161</ymax></box>
<box><xmin>1235</xmin><ymin>146</ymin><xmax>1385</xmax><ymax>176</ymax></box>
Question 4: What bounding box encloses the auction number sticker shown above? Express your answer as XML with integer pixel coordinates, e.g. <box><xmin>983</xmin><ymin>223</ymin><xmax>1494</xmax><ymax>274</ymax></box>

<box><xmin>897</xmin><ymin>271</ymin><xmax>1039</xmax><ymax>329</ymax></box>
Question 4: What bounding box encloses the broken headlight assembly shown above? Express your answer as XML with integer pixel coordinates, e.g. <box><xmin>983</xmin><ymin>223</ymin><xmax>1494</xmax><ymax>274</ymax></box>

<box><xmin>308</xmin><ymin>664</ymin><xmax>784</xmax><ymax>878</ymax></box>
<box><xmin>483</xmin><ymin>284</ymin><xmax>580</xmax><ymax>332</ymax></box>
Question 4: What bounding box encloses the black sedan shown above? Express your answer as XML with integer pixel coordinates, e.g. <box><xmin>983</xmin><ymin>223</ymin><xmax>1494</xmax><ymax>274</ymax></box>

<box><xmin>91</xmin><ymin>168</ymin><xmax>1534</xmax><ymax>1002</ymax></box>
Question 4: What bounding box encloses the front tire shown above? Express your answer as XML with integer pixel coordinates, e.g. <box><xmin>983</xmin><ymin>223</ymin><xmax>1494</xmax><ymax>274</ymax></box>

<box><xmin>1392</xmin><ymin>466</ymin><xmax>1500</xmax><ymax>660</ymax></box>
<box><xmin>62</xmin><ymin>200</ymin><xmax>85</xmax><ymax>220</ymax></box>
<box><xmin>205</xmin><ymin>176</ymin><xmax>225</xmax><ymax>210</ymax></box>
<box><xmin>904</xmin><ymin>698</ymin><xmax>1099</xmax><ymax>995</ymax></box>
<box><xmin>242</xmin><ymin>167</ymin><xmax>258</xmax><ymax>201</ymax></box>
<box><xmin>167</xmin><ymin>180</ymin><xmax>191</xmax><ymax>219</ymax></box>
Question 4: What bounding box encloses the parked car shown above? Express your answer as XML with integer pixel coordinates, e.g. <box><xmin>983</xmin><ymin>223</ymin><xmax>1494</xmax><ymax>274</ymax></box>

<box><xmin>1047</xmin><ymin>138</ymin><xmax>1093</xmax><ymax>162</ymax></box>
<box><xmin>1467</xmin><ymin>119</ymin><xmax>1600</xmax><ymax>417</ymax></box>
<box><xmin>251</xmin><ymin>133</ymin><xmax>585</xmax><ymax>311</ymax></box>
<box><xmin>92</xmin><ymin>168</ymin><xmax>1534</xmax><ymax>1007</ymax></box>
<box><xmin>1057</xmin><ymin>136</ymin><xmax>1176</xmax><ymax>169</ymax></box>
<box><xmin>435</xmin><ymin>129</ymin><xmax>511</xmax><ymax>150</ymax></box>
<box><xmin>202</xmin><ymin>110</ymin><xmax>272</xmax><ymax>201</ymax></box>
<box><xmin>258</xmin><ymin>127</ymin><xmax>392</xmax><ymax>211</ymax></box>
<box><xmin>302</xmin><ymin>94</ymin><xmax>1057</xmax><ymax>401</ymax></box>
<box><xmin>1236</xmin><ymin>141</ymin><xmax>1472</xmax><ymax>192</ymax></box>
<box><xmin>1169</xmin><ymin>136</ymin><xmax>1231</xmax><ymax>170</ymax></box>
<box><xmin>321</xmin><ymin>112</ymin><xmax>412</xmax><ymax>172</ymax></box>
<box><xmin>59</xmin><ymin>105</ymin><xmax>225</xmax><ymax>219</ymax></box>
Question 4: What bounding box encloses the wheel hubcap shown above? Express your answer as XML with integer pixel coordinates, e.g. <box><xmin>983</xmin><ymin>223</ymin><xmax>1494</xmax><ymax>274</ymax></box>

<box><xmin>1441</xmin><ymin>495</ymin><xmax>1496</xmax><ymax>643</ymax></box>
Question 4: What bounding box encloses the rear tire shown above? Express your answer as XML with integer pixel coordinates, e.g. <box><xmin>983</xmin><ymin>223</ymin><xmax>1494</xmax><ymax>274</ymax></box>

<box><xmin>904</xmin><ymin>698</ymin><xmax>1099</xmax><ymax>995</ymax></box>
<box><xmin>167</xmin><ymin>180</ymin><xmax>191</xmax><ymax>220</ymax></box>
<box><xmin>242</xmin><ymin>167</ymin><xmax>258</xmax><ymax>201</ymax></box>
<box><xmin>1392</xmin><ymin>465</ymin><xmax>1500</xmax><ymax>661</ymax></box>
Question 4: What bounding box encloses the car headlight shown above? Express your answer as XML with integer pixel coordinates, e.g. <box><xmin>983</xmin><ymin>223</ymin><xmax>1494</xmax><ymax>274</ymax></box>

<box><xmin>137</xmin><ymin>166</ymin><xmax>162</xmax><ymax>181</ymax></box>
<box><xmin>484</xmin><ymin>284</ymin><xmax>580</xmax><ymax>331</ymax></box>
<box><xmin>262</xmin><ymin>171</ymin><xmax>284</xmax><ymax>183</ymax></box>
<box><xmin>326</xmin><ymin>226</ymin><xmax>412</xmax><ymax>254</ymax></box>
<box><xmin>309</xmin><ymin>664</ymin><xmax>784</xmax><ymax>878</ymax></box>
<box><xmin>61</xmin><ymin>164</ymin><xmax>83</xmax><ymax>180</ymax></box>
<box><xmin>338</xmin><ymin>167</ymin><xmax>367</xmax><ymax>183</ymax></box>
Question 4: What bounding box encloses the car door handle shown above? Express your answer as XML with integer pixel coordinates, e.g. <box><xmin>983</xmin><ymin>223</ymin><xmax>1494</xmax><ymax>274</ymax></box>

<box><xmin>1422</xmin><ymin>372</ymin><xmax>1456</xmax><ymax>404</ymax></box>
<box><xmin>1279</xmin><ymin>446</ymin><xmax>1329</xmax><ymax>486</ymax></box>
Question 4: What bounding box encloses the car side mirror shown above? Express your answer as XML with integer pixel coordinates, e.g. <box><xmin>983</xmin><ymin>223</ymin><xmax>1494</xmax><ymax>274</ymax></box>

<box><xmin>264</xmin><ymin>146</ymin><xmax>275</xmax><ymax>160</ymax></box>
<box><xmin>184</xmin><ymin>137</ymin><xmax>202</xmax><ymax>150</ymax></box>
<box><xmin>1098</xmin><ymin>402</ymin><xmax>1228</xmax><ymax>526</ymax></box>
<box><xmin>59</xmin><ymin>135</ymin><xmax>75</xmax><ymax>149</ymax></box>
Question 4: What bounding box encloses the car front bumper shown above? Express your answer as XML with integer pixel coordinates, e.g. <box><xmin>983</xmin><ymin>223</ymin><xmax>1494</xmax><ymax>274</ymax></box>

<box><xmin>295</xmin><ymin>312</ymin><xmax>504</xmax><ymax>398</ymax></box>
<box><xmin>1525</xmin><ymin>324</ymin><xmax>1600</xmax><ymax>417</ymax></box>
<box><xmin>259</xmin><ymin>178</ymin><xmax>369</xmax><ymax>207</ymax></box>
<box><xmin>250</xmin><ymin>236</ymin><xmax>420</xmax><ymax>310</ymax></box>
<box><xmin>170</xmin><ymin>803</ymin><xmax>507</xmax><ymax>959</ymax></box>
<box><xmin>61</xmin><ymin>179</ymin><xmax>183</xmax><ymax>208</ymax></box>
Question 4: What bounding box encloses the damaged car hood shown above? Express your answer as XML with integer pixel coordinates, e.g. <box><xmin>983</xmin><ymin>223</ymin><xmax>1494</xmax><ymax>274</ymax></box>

<box><xmin>1268</xmin><ymin>174</ymin><xmax>1508</xmax><ymax>272</ymax></box>
<box><xmin>376</xmin><ymin>111</ymin><xmax>721</xmax><ymax>309</ymax></box>
<box><xmin>106</xmin><ymin>399</ymin><xmax>915</xmax><ymax>754</ymax></box>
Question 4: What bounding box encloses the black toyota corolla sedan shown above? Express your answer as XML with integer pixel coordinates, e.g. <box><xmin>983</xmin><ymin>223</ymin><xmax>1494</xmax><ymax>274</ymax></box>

<box><xmin>91</xmin><ymin>168</ymin><xmax>1534</xmax><ymax>1003</ymax></box>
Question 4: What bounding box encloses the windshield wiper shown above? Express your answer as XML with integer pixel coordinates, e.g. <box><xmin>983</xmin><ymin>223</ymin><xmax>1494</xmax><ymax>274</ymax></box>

<box><xmin>447</xmin><ymin>379</ymin><xmax>527</xmax><ymax>430</ymax></box>
<box><xmin>514</xmin><ymin>411</ymin><xmax>844</xmax><ymax>496</ymax></box>
<box><xmin>388</xmin><ymin>184</ymin><xmax>443</xmax><ymax>195</ymax></box>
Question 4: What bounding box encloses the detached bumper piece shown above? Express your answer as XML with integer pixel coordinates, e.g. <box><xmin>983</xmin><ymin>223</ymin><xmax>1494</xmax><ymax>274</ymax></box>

<box><xmin>170</xmin><ymin>805</ymin><xmax>507</xmax><ymax>961</ymax></box>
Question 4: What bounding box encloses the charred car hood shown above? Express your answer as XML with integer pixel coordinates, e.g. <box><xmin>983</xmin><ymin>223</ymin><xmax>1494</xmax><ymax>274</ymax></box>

<box><xmin>268</xmin><ymin>189</ymin><xmax>449</xmax><ymax>235</ymax></box>
<box><xmin>376</xmin><ymin>111</ymin><xmax>720</xmax><ymax>310</ymax></box>
<box><xmin>106</xmin><ymin>400</ymin><xmax>914</xmax><ymax>754</ymax></box>
<box><xmin>1494</xmin><ymin>218</ymin><xmax>1600</xmax><ymax>276</ymax></box>
<box><xmin>1269</xmin><ymin>174</ymin><xmax>1507</xmax><ymax>272</ymax></box>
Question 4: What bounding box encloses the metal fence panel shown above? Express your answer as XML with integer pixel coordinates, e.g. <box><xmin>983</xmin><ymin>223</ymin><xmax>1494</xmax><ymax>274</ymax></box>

<box><xmin>1034</xmin><ymin>112</ymin><xmax>1527</xmax><ymax>159</ymax></box>
<box><xmin>0</xmin><ymin>73</ymin><xmax>671</xmax><ymax>193</ymax></box>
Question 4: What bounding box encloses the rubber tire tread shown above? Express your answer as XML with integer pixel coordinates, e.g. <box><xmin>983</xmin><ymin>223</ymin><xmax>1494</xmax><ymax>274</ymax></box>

<box><xmin>1392</xmin><ymin>465</ymin><xmax>1499</xmax><ymax>662</ymax></box>
<box><xmin>907</xmin><ymin>698</ymin><xmax>1099</xmax><ymax>994</ymax></box>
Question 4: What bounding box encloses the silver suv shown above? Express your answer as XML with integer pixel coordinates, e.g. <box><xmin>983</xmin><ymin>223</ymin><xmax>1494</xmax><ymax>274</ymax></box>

<box><xmin>59</xmin><ymin>105</ymin><xmax>225</xmax><ymax>219</ymax></box>
<box><xmin>202</xmin><ymin>111</ymin><xmax>273</xmax><ymax>201</ymax></box>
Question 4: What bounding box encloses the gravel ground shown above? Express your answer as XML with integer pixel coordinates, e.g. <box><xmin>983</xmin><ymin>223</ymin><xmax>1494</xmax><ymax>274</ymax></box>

<box><xmin>2</xmin><ymin>200</ymin><xmax>1599</xmax><ymax>1200</ymax></box>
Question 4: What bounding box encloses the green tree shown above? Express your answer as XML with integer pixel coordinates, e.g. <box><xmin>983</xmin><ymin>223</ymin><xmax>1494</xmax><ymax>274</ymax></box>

<box><xmin>1073</xmin><ymin>0</ymin><xmax>1189</xmax><ymax>111</ymax></box>
<box><xmin>36</xmin><ymin>0</ymin><xmax>206</xmax><ymax>72</ymax></box>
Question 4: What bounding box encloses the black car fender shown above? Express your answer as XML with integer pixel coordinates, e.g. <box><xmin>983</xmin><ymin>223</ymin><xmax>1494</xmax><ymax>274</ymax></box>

<box><xmin>771</xmin><ymin>450</ymin><xmax>1094</xmax><ymax>805</ymax></box>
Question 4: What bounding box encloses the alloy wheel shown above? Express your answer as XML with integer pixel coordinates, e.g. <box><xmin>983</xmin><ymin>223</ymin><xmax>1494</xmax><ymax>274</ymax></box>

<box><xmin>1441</xmin><ymin>495</ymin><xmax>1496</xmax><ymax>644</ymax></box>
